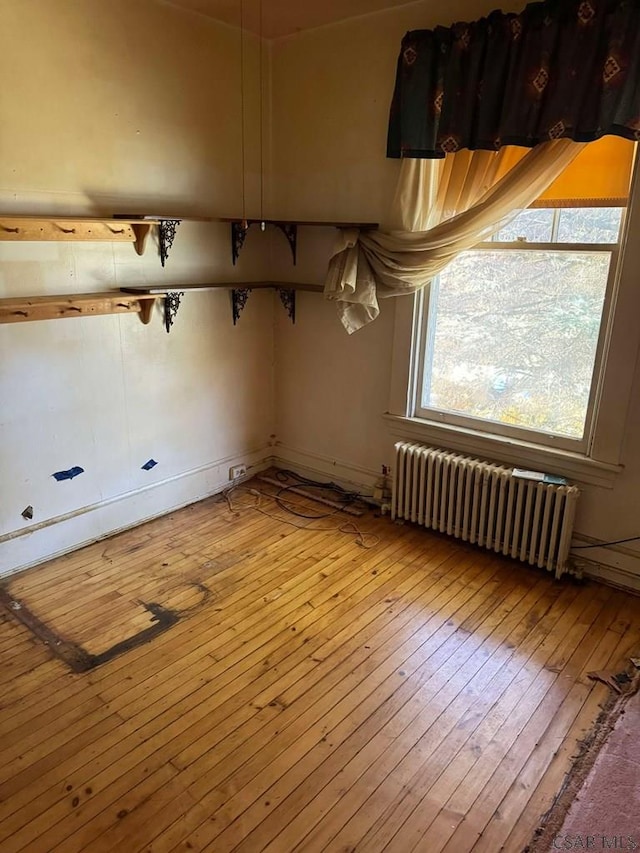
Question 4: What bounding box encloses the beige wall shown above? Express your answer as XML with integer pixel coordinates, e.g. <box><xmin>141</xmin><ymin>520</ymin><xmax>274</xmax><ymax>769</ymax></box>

<box><xmin>0</xmin><ymin>0</ymin><xmax>275</xmax><ymax>573</ymax></box>
<box><xmin>271</xmin><ymin>2</ymin><xmax>511</xmax><ymax>483</ymax></box>
<box><xmin>1</xmin><ymin>0</ymin><xmax>265</xmax><ymax>215</ymax></box>
<box><xmin>270</xmin><ymin>1</ymin><xmax>640</xmax><ymax>588</ymax></box>
<box><xmin>3</xmin><ymin>0</ymin><xmax>640</xmax><ymax>589</ymax></box>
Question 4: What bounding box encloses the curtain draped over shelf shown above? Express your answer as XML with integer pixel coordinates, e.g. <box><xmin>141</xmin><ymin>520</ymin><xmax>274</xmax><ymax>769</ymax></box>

<box><xmin>325</xmin><ymin>0</ymin><xmax>640</xmax><ymax>333</ymax></box>
<box><xmin>325</xmin><ymin>140</ymin><xmax>584</xmax><ymax>332</ymax></box>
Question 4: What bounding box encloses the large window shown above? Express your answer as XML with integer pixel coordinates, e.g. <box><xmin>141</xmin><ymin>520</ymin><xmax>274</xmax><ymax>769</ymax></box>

<box><xmin>414</xmin><ymin>207</ymin><xmax>624</xmax><ymax>451</ymax></box>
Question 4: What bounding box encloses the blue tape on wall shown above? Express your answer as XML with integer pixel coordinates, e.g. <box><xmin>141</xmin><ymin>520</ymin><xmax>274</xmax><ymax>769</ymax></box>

<box><xmin>141</xmin><ymin>459</ymin><xmax>158</xmax><ymax>471</ymax></box>
<box><xmin>52</xmin><ymin>466</ymin><xmax>85</xmax><ymax>481</ymax></box>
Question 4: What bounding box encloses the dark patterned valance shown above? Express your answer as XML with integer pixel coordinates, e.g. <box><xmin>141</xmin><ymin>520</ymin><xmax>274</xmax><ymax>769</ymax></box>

<box><xmin>387</xmin><ymin>0</ymin><xmax>640</xmax><ymax>159</ymax></box>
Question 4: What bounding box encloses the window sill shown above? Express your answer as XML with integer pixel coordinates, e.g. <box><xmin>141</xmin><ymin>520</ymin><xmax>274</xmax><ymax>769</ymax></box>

<box><xmin>383</xmin><ymin>413</ymin><xmax>623</xmax><ymax>489</ymax></box>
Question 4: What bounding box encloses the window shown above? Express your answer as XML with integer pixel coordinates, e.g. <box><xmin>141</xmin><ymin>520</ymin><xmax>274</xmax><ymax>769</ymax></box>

<box><xmin>414</xmin><ymin>207</ymin><xmax>624</xmax><ymax>452</ymax></box>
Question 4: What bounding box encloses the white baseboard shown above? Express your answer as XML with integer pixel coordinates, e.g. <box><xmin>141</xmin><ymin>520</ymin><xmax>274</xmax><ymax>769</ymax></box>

<box><xmin>580</xmin><ymin>560</ymin><xmax>640</xmax><ymax>593</ymax></box>
<box><xmin>572</xmin><ymin>538</ymin><xmax>640</xmax><ymax>593</ymax></box>
<box><xmin>10</xmin><ymin>440</ymin><xmax>638</xmax><ymax>596</ymax></box>
<box><xmin>271</xmin><ymin>443</ymin><xmax>379</xmax><ymax>496</ymax></box>
<box><xmin>0</xmin><ymin>446</ymin><xmax>270</xmax><ymax>578</ymax></box>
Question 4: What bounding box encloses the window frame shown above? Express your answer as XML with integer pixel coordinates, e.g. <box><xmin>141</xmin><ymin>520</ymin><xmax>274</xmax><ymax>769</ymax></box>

<box><xmin>386</xmin><ymin>147</ymin><xmax>640</xmax><ymax>488</ymax></box>
<box><xmin>411</xmin><ymin>230</ymin><xmax>622</xmax><ymax>454</ymax></box>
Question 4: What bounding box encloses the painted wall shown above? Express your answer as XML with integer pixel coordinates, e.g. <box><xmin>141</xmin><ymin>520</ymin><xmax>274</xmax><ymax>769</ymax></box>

<box><xmin>271</xmin><ymin>0</ymin><xmax>529</xmax><ymax>482</ymax></box>
<box><xmin>0</xmin><ymin>0</ymin><xmax>275</xmax><ymax>574</ymax></box>
<box><xmin>3</xmin><ymin>0</ymin><xmax>640</xmax><ymax>590</ymax></box>
<box><xmin>270</xmin><ymin>1</ymin><xmax>640</xmax><ymax>588</ymax></box>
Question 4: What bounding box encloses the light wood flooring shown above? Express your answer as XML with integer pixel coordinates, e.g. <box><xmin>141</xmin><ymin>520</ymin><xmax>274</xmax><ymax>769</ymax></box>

<box><xmin>1</xmin><ymin>482</ymin><xmax>638</xmax><ymax>853</ymax></box>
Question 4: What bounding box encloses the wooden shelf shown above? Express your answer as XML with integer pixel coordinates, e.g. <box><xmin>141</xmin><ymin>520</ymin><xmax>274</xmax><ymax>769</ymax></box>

<box><xmin>120</xmin><ymin>281</ymin><xmax>324</xmax><ymax>294</ymax></box>
<box><xmin>121</xmin><ymin>281</ymin><xmax>323</xmax><ymax>328</ymax></box>
<box><xmin>0</xmin><ymin>216</ymin><xmax>159</xmax><ymax>256</ymax></box>
<box><xmin>116</xmin><ymin>214</ymin><xmax>378</xmax><ymax>265</ymax></box>
<box><xmin>0</xmin><ymin>280</ymin><xmax>322</xmax><ymax>332</ymax></box>
<box><xmin>0</xmin><ymin>291</ymin><xmax>158</xmax><ymax>325</ymax></box>
<box><xmin>0</xmin><ymin>211</ymin><xmax>363</xmax><ymax>331</ymax></box>
<box><xmin>120</xmin><ymin>215</ymin><xmax>378</xmax><ymax>229</ymax></box>
<box><xmin>0</xmin><ymin>213</ymin><xmax>377</xmax><ymax>269</ymax></box>
<box><xmin>0</xmin><ymin>212</ymin><xmax>377</xmax><ymax>271</ymax></box>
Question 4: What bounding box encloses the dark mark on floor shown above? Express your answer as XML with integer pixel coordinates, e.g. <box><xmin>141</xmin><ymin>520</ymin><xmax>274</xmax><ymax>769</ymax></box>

<box><xmin>0</xmin><ymin>580</ymin><xmax>212</xmax><ymax>674</ymax></box>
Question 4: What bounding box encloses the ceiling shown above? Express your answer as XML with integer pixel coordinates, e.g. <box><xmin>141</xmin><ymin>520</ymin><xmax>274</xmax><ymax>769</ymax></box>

<box><xmin>165</xmin><ymin>0</ymin><xmax>420</xmax><ymax>39</ymax></box>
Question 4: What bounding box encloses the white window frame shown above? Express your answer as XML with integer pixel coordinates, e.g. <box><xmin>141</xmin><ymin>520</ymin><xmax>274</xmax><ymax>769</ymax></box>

<box><xmin>413</xmin><ymin>233</ymin><xmax>621</xmax><ymax>454</ymax></box>
<box><xmin>386</xmin><ymin>149</ymin><xmax>640</xmax><ymax>489</ymax></box>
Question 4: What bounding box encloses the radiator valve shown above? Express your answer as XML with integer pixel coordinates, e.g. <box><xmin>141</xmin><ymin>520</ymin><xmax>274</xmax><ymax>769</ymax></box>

<box><xmin>373</xmin><ymin>465</ymin><xmax>392</xmax><ymax>503</ymax></box>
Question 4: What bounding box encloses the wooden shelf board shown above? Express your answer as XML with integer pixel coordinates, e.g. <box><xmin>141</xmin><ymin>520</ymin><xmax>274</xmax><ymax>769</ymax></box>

<box><xmin>0</xmin><ymin>216</ymin><xmax>159</xmax><ymax>250</ymax></box>
<box><xmin>0</xmin><ymin>291</ymin><xmax>157</xmax><ymax>325</ymax></box>
<box><xmin>116</xmin><ymin>214</ymin><xmax>378</xmax><ymax>229</ymax></box>
<box><xmin>1</xmin><ymin>215</ymin><xmax>159</xmax><ymax>224</ymax></box>
<box><xmin>218</xmin><ymin>218</ymin><xmax>378</xmax><ymax>229</ymax></box>
<box><xmin>120</xmin><ymin>281</ymin><xmax>324</xmax><ymax>295</ymax></box>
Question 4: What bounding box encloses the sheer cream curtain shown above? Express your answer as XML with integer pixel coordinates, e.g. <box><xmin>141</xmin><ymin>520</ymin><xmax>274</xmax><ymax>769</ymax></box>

<box><xmin>324</xmin><ymin>139</ymin><xmax>585</xmax><ymax>334</ymax></box>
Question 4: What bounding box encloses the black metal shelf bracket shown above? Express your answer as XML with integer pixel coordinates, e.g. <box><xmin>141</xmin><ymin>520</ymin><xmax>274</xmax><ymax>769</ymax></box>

<box><xmin>159</xmin><ymin>219</ymin><xmax>181</xmax><ymax>267</ymax></box>
<box><xmin>230</xmin><ymin>220</ymin><xmax>298</xmax><ymax>265</ymax></box>
<box><xmin>277</xmin><ymin>288</ymin><xmax>296</xmax><ymax>323</ymax></box>
<box><xmin>164</xmin><ymin>291</ymin><xmax>183</xmax><ymax>333</ymax></box>
<box><xmin>231</xmin><ymin>221</ymin><xmax>250</xmax><ymax>265</ymax></box>
<box><xmin>231</xmin><ymin>288</ymin><xmax>251</xmax><ymax>325</ymax></box>
<box><xmin>275</xmin><ymin>223</ymin><xmax>297</xmax><ymax>264</ymax></box>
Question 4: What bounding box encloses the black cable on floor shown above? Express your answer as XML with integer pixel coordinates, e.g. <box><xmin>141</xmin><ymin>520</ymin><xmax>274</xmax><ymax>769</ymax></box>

<box><xmin>572</xmin><ymin>535</ymin><xmax>640</xmax><ymax>550</ymax></box>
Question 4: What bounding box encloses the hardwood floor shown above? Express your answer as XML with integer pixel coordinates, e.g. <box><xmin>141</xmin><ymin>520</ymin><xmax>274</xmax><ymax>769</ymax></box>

<box><xmin>1</xmin><ymin>481</ymin><xmax>638</xmax><ymax>853</ymax></box>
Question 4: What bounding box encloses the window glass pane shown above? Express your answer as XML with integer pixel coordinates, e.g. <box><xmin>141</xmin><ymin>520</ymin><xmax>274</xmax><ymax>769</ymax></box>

<box><xmin>422</xmin><ymin>250</ymin><xmax>611</xmax><ymax>439</ymax></box>
<box><xmin>557</xmin><ymin>207</ymin><xmax>623</xmax><ymax>243</ymax></box>
<box><xmin>494</xmin><ymin>209</ymin><xmax>554</xmax><ymax>243</ymax></box>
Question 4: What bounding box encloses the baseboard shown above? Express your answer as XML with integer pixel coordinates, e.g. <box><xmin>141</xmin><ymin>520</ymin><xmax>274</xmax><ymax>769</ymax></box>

<box><xmin>572</xmin><ymin>538</ymin><xmax>640</xmax><ymax>593</ymax></box>
<box><xmin>271</xmin><ymin>444</ymin><xmax>379</xmax><ymax>497</ymax></box>
<box><xmin>0</xmin><ymin>446</ymin><xmax>271</xmax><ymax>578</ymax></box>
<box><xmin>580</xmin><ymin>560</ymin><xmax>640</xmax><ymax>593</ymax></box>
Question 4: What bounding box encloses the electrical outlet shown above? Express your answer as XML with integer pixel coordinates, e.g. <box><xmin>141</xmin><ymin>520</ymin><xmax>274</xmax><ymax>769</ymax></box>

<box><xmin>229</xmin><ymin>464</ymin><xmax>247</xmax><ymax>481</ymax></box>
